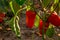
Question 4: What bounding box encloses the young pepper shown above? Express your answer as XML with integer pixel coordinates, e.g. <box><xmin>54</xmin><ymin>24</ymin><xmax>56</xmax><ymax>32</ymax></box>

<box><xmin>26</xmin><ymin>10</ymin><xmax>36</xmax><ymax>28</ymax></box>
<box><xmin>0</xmin><ymin>12</ymin><xmax>5</xmax><ymax>23</ymax></box>
<box><xmin>39</xmin><ymin>19</ymin><xmax>49</xmax><ymax>35</ymax></box>
<box><xmin>47</xmin><ymin>11</ymin><xmax>60</xmax><ymax>26</ymax></box>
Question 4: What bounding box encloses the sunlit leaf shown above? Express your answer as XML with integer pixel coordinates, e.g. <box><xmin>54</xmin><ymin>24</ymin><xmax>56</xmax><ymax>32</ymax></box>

<box><xmin>59</xmin><ymin>3</ymin><xmax>60</xmax><ymax>8</ymax></box>
<box><xmin>34</xmin><ymin>15</ymin><xmax>40</xmax><ymax>28</ymax></box>
<box><xmin>54</xmin><ymin>0</ymin><xmax>59</xmax><ymax>4</ymax></box>
<box><xmin>9</xmin><ymin>17</ymin><xmax>15</xmax><ymax>32</ymax></box>
<box><xmin>50</xmin><ymin>6</ymin><xmax>54</xmax><ymax>12</ymax></box>
<box><xmin>26</xmin><ymin>5</ymin><xmax>31</xmax><ymax>11</ymax></box>
<box><xmin>15</xmin><ymin>19</ymin><xmax>21</xmax><ymax>37</ymax></box>
<box><xmin>12</xmin><ymin>1</ymin><xmax>20</xmax><ymax>13</ymax></box>
<box><xmin>9</xmin><ymin>16</ymin><xmax>21</xmax><ymax>37</ymax></box>
<box><xmin>9</xmin><ymin>1</ymin><xmax>15</xmax><ymax>15</ymax></box>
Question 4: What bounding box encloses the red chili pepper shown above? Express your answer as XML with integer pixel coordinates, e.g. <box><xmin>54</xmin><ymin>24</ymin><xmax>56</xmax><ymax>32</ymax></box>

<box><xmin>26</xmin><ymin>10</ymin><xmax>36</xmax><ymax>28</ymax></box>
<box><xmin>0</xmin><ymin>17</ymin><xmax>3</xmax><ymax>23</ymax></box>
<box><xmin>0</xmin><ymin>13</ymin><xmax>5</xmax><ymax>17</ymax></box>
<box><xmin>47</xmin><ymin>11</ymin><xmax>60</xmax><ymax>26</ymax></box>
<box><xmin>39</xmin><ymin>19</ymin><xmax>49</xmax><ymax>34</ymax></box>
<box><xmin>0</xmin><ymin>13</ymin><xmax>5</xmax><ymax>23</ymax></box>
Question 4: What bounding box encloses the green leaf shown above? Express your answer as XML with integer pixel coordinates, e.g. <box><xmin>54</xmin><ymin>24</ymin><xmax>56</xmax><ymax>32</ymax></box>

<box><xmin>26</xmin><ymin>5</ymin><xmax>31</xmax><ymax>11</ymax></box>
<box><xmin>9</xmin><ymin>17</ymin><xmax>15</xmax><ymax>32</ymax></box>
<box><xmin>15</xmin><ymin>0</ymin><xmax>26</xmax><ymax>5</ymax></box>
<box><xmin>15</xmin><ymin>19</ymin><xmax>21</xmax><ymax>37</ymax></box>
<box><xmin>0</xmin><ymin>0</ymin><xmax>7</xmax><ymax>12</ymax></box>
<box><xmin>2</xmin><ymin>0</ymin><xmax>9</xmax><ymax>8</ymax></box>
<box><xmin>9</xmin><ymin>1</ymin><xmax>16</xmax><ymax>15</ymax></box>
<box><xmin>50</xmin><ymin>6</ymin><xmax>54</xmax><ymax>12</ymax></box>
<box><xmin>34</xmin><ymin>15</ymin><xmax>40</xmax><ymax>28</ymax></box>
<box><xmin>59</xmin><ymin>3</ymin><xmax>60</xmax><ymax>8</ymax></box>
<box><xmin>12</xmin><ymin>1</ymin><xmax>20</xmax><ymax>14</ymax></box>
<box><xmin>54</xmin><ymin>0</ymin><xmax>59</xmax><ymax>4</ymax></box>
<box><xmin>43</xmin><ymin>0</ymin><xmax>51</xmax><ymax>8</ymax></box>
<box><xmin>9</xmin><ymin>16</ymin><xmax>21</xmax><ymax>37</ymax></box>
<box><xmin>9</xmin><ymin>1</ymin><xmax>21</xmax><ymax>15</ymax></box>
<box><xmin>0</xmin><ymin>0</ymin><xmax>11</xmax><ymax>12</ymax></box>
<box><xmin>46</xmin><ymin>24</ymin><xmax>55</xmax><ymax>38</ymax></box>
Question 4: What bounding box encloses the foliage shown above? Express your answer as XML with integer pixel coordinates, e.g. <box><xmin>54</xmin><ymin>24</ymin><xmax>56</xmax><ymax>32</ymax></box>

<box><xmin>0</xmin><ymin>0</ymin><xmax>60</xmax><ymax>40</ymax></box>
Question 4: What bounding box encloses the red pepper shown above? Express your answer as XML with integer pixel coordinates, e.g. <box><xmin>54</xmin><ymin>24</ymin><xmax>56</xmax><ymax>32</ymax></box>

<box><xmin>0</xmin><ymin>13</ymin><xmax>5</xmax><ymax>23</ymax></box>
<box><xmin>47</xmin><ymin>11</ymin><xmax>60</xmax><ymax>26</ymax></box>
<box><xmin>0</xmin><ymin>13</ymin><xmax>5</xmax><ymax>17</ymax></box>
<box><xmin>0</xmin><ymin>17</ymin><xmax>3</xmax><ymax>23</ymax></box>
<box><xmin>39</xmin><ymin>19</ymin><xmax>49</xmax><ymax>34</ymax></box>
<box><xmin>26</xmin><ymin>10</ymin><xmax>36</xmax><ymax>28</ymax></box>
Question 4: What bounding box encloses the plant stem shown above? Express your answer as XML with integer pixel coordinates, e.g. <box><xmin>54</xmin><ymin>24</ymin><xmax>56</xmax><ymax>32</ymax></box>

<box><xmin>32</xmin><ymin>0</ymin><xmax>42</xmax><ymax>19</ymax></box>
<box><xmin>42</xmin><ymin>22</ymin><xmax>45</xmax><ymax>40</ymax></box>
<box><xmin>9</xmin><ymin>1</ymin><xmax>15</xmax><ymax>15</ymax></box>
<box><xmin>32</xmin><ymin>0</ymin><xmax>45</xmax><ymax>40</ymax></box>
<box><xmin>32</xmin><ymin>33</ymin><xmax>34</xmax><ymax>40</ymax></box>
<box><xmin>16</xmin><ymin>6</ymin><xmax>27</xmax><ymax>15</ymax></box>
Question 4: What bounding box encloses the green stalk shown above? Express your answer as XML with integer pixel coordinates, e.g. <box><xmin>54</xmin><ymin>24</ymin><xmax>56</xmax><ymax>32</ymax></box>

<box><xmin>31</xmin><ymin>0</ymin><xmax>42</xmax><ymax>19</ymax></box>
<box><xmin>32</xmin><ymin>0</ymin><xmax>45</xmax><ymax>40</ymax></box>
<box><xmin>9</xmin><ymin>1</ymin><xmax>15</xmax><ymax>15</ymax></box>
<box><xmin>42</xmin><ymin>22</ymin><xmax>45</xmax><ymax>40</ymax></box>
<box><xmin>16</xmin><ymin>6</ymin><xmax>27</xmax><ymax>15</ymax></box>
<box><xmin>32</xmin><ymin>33</ymin><xmax>34</xmax><ymax>40</ymax></box>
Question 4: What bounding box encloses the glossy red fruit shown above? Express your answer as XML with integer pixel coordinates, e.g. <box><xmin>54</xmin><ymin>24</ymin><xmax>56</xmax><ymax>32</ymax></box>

<box><xmin>0</xmin><ymin>17</ymin><xmax>3</xmax><ymax>23</ymax></box>
<box><xmin>47</xmin><ymin>11</ymin><xmax>60</xmax><ymax>26</ymax></box>
<box><xmin>0</xmin><ymin>13</ymin><xmax>5</xmax><ymax>23</ymax></box>
<box><xmin>0</xmin><ymin>13</ymin><xmax>5</xmax><ymax>17</ymax></box>
<box><xmin>39</xmin><ymin>19</ymin><xmax>49</xmax><ymax>34</ymax></box>
<box><xmin>26</xmin><ymin>10</ymin><xmax>36</xmax><ymax>28</ymax></box>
